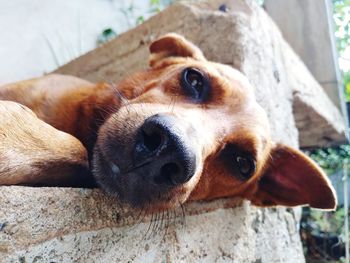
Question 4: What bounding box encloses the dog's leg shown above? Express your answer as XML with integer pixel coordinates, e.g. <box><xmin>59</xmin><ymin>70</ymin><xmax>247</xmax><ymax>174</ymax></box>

<box><xmin>0</xmin><ymin>74</ymin><xmax>121</xmax><ymax>152</ymax></box>
<box><xmin>0</xmin><ymin>100</ymin><xmax>91</xmax><ymax>186</ymax></box>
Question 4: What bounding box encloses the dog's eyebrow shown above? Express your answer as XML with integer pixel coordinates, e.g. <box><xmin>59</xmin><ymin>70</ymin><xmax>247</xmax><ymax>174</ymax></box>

<box><xmin>224</xmin><ymin>130</ymin><xmax>270</xmax><ymax>162</ymax></box>
<box><xmin>225</xmin><ymin>140</ymin><xmax>258</xmax><ymax>159</ymax></box>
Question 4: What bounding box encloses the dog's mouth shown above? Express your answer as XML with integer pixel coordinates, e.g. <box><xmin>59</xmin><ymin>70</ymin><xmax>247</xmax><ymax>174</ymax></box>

<box><xmin>92</xmin><ymin>112</ymin><xmax>199</xmax><ymax>209</ymax></box>
<box><xmin>109</xmin><ymin>160</ymin><xmax>187</xmax><ymax>186</ymax></box>
<box><xmin>93</xmin><ymin>149</ymin><xmax>194</xmax><ymax>209</ymax></box>
<box><xmin>109</xmin><ymin>160</ymin><xmax>150</xmax><ymax>177</ymax></box>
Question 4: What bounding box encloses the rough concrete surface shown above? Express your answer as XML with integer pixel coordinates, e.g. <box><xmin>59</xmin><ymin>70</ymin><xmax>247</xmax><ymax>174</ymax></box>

<box><xmin>0</xmin><ymin>0</ymin><xmax>345</xmax><ymax>262</ymax></box>
<box><xmin>0</xmin><ymin>187</ymin><xmax>304</xmax><ymax>263</ymax></box>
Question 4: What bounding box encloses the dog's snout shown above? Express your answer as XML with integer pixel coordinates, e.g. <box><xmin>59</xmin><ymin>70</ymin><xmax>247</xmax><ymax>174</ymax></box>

<box><xmin>134</xmin><ymin>114</ymin><xmax>196</xmax><ymax>186</ymax></box>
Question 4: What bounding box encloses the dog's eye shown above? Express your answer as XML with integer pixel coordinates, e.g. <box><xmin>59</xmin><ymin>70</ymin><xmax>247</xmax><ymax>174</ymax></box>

<box><xmin>235</xmin><ymin>156</ymin><xmax>256</xmax><ymax>179</ymax></box>
<box><xmin>181</xmin><ymin>68</ymin><xmax>210</xmax><ymax>102</ymax></box>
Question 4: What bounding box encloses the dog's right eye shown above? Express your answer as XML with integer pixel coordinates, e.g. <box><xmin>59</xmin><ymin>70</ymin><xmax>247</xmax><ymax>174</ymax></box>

<box><xmin>181</xmin><ymin>68</ymin><xmax>210</xmax><ymax>102</ymax></box>
<box><xmin>220</xmin><ymin>144</ymin><xmax>256</xmax><ymax>180</ymax></box>
<box><xmin>234</xmin><ymin>155</ymin><xmax>256</xmax><ymax>180</ymax></box>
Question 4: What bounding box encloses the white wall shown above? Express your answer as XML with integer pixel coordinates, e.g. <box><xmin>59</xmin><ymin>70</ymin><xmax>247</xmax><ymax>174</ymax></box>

<box><xmin>0</xmin><ymin>0</ymin><xmax>152</xmax><ymax>85</ymax></box>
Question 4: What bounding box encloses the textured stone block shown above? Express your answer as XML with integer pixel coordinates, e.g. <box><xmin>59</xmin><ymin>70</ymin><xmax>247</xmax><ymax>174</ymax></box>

<box><xmin>0</xmin><ymin>187</ymin><xmax>304</xmax><ymax>262</ymax></box>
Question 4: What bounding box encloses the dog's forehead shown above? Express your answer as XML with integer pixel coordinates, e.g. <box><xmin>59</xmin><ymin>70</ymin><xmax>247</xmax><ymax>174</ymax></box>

<box><xmin>205</xmin><ymin>63</ymin><xmax>271</xmax><ymax>144</ymax></box>
<box><xmin>210</xmin><ymin>62</ymin><xmax>255</xmax><ymax>93</ymax></box>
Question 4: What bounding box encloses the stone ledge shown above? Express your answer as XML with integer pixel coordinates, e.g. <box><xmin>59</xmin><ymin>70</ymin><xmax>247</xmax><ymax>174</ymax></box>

<box><xmin>0</xmin><ymin>186</ymin><xmax>303</xmax><ymax>262</ymax></box>
<box><xmin>0</xmin><ymin>186</ymin><xmax>242</xmax><ymax>253</ymax></box>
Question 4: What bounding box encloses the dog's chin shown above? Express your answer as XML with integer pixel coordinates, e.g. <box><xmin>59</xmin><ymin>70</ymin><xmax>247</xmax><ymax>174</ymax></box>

<box><xmin>91</xmin><ymin>146</ymin><xmax>189</xmax><ymax>211</ymax></box>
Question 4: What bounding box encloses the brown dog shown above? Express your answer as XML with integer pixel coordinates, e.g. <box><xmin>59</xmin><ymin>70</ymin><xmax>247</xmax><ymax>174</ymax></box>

<box><xmin>0</xmin><ymin>33</ymin><xmax>336</xmax><ymax>211</ymax></box>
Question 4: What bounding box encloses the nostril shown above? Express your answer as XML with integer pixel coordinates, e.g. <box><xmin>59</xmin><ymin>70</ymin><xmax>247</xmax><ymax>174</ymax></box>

<box><xmin>142</xmin><ymin>128</ymin><xmax>162</xmax><ymax>152</ymax></box>
<box><xmin>154</xmin><ymin>162</ymin><xmax>183</xmax><ymax>185</ymax></box>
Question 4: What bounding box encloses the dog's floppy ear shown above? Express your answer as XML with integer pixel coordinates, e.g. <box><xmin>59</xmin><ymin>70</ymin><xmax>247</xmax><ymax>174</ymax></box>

<box><xmin>149</xmin><ymin>33</ymin><xmax>206</xmax><ymax>67</ymax></box>
<box><xmin>250</xmin><ymin>144</ymin><xmax>337</xmax><ymax>210</ymax></box>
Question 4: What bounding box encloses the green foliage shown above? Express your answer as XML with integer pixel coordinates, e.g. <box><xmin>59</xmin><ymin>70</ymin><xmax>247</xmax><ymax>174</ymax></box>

<box><xmin>310</xmin><ymin>145</ymin><xmax>350</xmax><ymax>175</ymax></box>
<box><xmin>333</xmin><ymin>0</ymin><xmax>350</xmax><ymax>101</ymax></box>
<box><xmin>149</xmin><ymin>0</ymin><xmax>162</xmax><ymax>12</ymax></box>
<box><xmin>97</xmin><ymin>28</ymin><xmax>117</xmax><ymax>46</ymax></box>
<box><xmin>333</xmin><ymin>0</ymin><xmax>350</xmax><ymax>54</ymax></box>
<box><xmin>136</xmin><ymin>15</ymin><xmax>145</xmax><ymax>25</ymax></box>
<box><xmin>98</xmin><ymin>0</ymin><xmax>175</xmax><ymax>45</ymax></box>
<box><xmin>303</xmin><ymin>207</ymin><xmax>346</xmax><ymax>236</ymax></box>
<box><xmin>301</xmin><ymin>207</ymin><xmax>348</xmax><ymax>261</ymax></box>
<box><xmin>136</xmin><ymin>0</ymin><xmax>170</xmax><ymax>23</ymax></box>
<box><xmin>135</xmin><ymin>0</ymin><xmax>161</xmax><ymax>26</ymax></box>
<box><xmin>121</xmin><ymin>0</ymin><xmax>173</xmax><ymax>29</ymax></box>
<box><xmin>344</xmin><ymin>71</ymin><xmax>350</xmax><ymax>101</ymax></box>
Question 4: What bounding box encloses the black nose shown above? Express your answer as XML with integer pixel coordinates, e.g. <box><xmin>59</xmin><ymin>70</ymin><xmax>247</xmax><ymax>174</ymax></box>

<box><xmin>133</xmin><ymin>114</ymin><xmax>196</xmax><ymax>186</ymax></box>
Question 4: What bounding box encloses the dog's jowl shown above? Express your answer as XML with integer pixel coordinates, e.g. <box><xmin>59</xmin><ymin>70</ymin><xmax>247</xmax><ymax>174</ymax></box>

<box><xmin>0</xmin><ymin>33</ymin><xmax>337</xmax><ymax>211</ymax></box>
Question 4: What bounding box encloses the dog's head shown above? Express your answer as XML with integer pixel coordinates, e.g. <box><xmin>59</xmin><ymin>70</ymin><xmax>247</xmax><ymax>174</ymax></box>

<box><xmin>93</xmin><ymin>33</ymin><xmax>336</xmax><ymax>211</ymax></box>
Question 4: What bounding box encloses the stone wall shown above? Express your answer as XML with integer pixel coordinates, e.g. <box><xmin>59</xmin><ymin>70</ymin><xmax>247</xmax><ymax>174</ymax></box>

<box><xmin>265</xmin><ymin>0</ymin><xmax>343</xmax><ymax>110</ymax></box>
<box><xmin>0</xmin><ymin>0</ymin><xmax>346</xmax><ymax>262</ymax></box>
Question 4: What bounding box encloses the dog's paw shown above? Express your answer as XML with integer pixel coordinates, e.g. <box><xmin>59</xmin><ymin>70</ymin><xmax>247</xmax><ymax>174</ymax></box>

<box><xmin>0</xmin><ymin>100</ymin><xmax>91</xmax><ymax>187</ymax></box>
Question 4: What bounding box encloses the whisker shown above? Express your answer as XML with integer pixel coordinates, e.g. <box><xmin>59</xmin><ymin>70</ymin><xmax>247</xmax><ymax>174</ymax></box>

<box><xmin>162</xmin><ymin>209</ymin><xmax>171</xmax><ymax>241</ymax></box>
<box><xmin>139</xmin><ymin>206</ymin><xmax>149</xmax><ymax>225</ymax></box>
<box><xmin>172</xmin><ymin>206</ymin><xmax>178</xmax><ymax>229</ymax></box>
<box><xmin>133</xmin><ymin>207</ymin><xmax>145</xmax><ymax>225</ymax></box>
<box><xmin>150</xmin><ymin>211</ymin><xmax>160</xmax><ymax>237</ymax></box>
<box><xmin>159</xmin><ymin>210</ymin><xmax>166</xmax><ymax>233</ymax></box>
<box><xmin>143</xmin><ymin>214</ymin><xmax>153</xmax><ymax>240</ymax></box>
<box><xmin>180</xmin><ymin>203</ymin><xmax>187</xmax><ymax>230</ymax></box>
